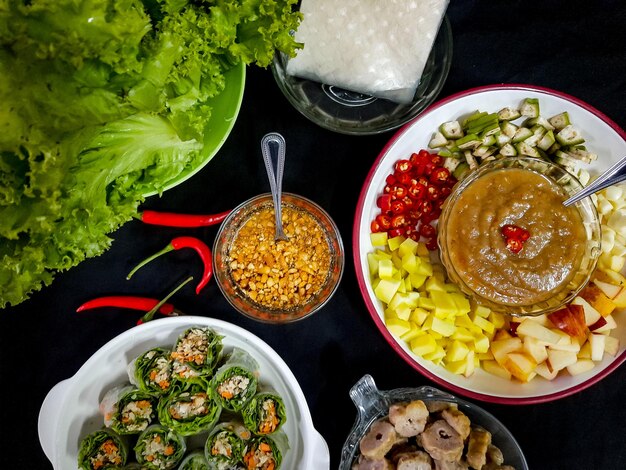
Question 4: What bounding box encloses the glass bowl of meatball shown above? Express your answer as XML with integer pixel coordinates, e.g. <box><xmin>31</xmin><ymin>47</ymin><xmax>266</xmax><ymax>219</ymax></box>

<box><xmin>339</xmin><ymin>375</ymin><xmax>528</xmax><ymax>470</ymax></box>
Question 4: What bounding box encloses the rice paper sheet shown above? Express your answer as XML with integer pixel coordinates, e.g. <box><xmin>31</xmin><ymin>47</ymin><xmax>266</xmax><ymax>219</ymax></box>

<box><xmin>286</xmin><ymin>0</ymin><xmax>449</xmax><ymax>104</ymax></box>
<box><xmin>78</xmin><ymin>428</ymin><xmax>129</xmax><ymax>470</ymax></box>
<box><xmin>178</xmin><ymin>450</ymin><xmax>210</xmax><ymax>470</ymax></box>
<box><xmin>204</xmin><ymin>420</ymin><xmax>251</xmax><ymax>469</ymax></box>
<box><xmin>209</xmin><ymin>348</ymin><xmax>259</xmax><ymax>412</ymax></box>
<box><xmin>134</xmin><ymin>424</ymin><xmax>187</xmax><ymax>470</ymax></box>
<box><xmin>100</xmin><ymin>384</ymin><xmax>158</xmax><ymax>435</ymax></box>
<box><xmin>128</xmin><ymin>347</ymin><xmax>174</xmax><ymax>395</ymax></box>
<box><xmin>241</xmin><ymin>391</ymin><xmax>287</xmax><ymax>436</ymax></box>
<box><xmin>158</xmin><ymin>383</ymin><xmax>222</xmax><ymax>436</ymax></box>
<box><xmin>242</xmin><ymin>432</ymin><xmax>289</xmax><ymax>470</ymax></box>
<box><xmin>171</xmin><ymin>327</ymin><xmax>224</xmax><ymax>383</ymax></box>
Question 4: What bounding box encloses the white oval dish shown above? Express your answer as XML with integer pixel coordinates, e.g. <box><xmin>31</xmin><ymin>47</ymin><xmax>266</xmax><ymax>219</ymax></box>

<box><xmin>353</xmin><ymin>84</ymin><xmax>626</xmax><ymax>404</ymax></box>
<box><xmin>38</xmin><ymin>316</ymin><xmax>329</xmax><ymax>469</ymax></box>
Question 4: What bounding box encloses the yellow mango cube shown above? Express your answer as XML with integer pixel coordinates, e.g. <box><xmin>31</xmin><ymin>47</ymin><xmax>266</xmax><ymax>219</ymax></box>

<box><xmin>370</xmin><ymin>232</ymin><xmax>388</xmax><ymax>247</ymax></box>
<box><xmin>472</xmin><ymin>315</ymin><xmax>495</xmax><ymax>335</ymax></box>
<box><xmin>386</xmin><ymin>317</ymin><xmax>412</xmax><ymax>337</ymax></box>
<box><xmin>401</xmin><ymin>253</ymin><xmax>421</xmax><ymax>274</ymax></box>
<box><xmin>474</xmin><ymin>305</ymin><xmax>492</xmax><ymax>318</ymax></box>
<box><xmin>451</xmin><ymin>327</ymin><xmax>474</xmax><ymax>342</ymax></box>
<box><xmin>410</xmin><ymin>307</ymin><xmax>430</xmax><ymax>326</ymax></box>
<box><xmin>378</xmin><ymin>259</ymin><xmax>395</xmax><ymax>280</ymax></box>
<box><xmin>410</xmin><ymin>273</ymin><xmax>427</xmax><ymax>290</ymax></box>
<box><xmin>400</xmin><ymin>324</ymin><xmax>424</xmax><ymax>342</ymax></box>
<box><xmin>431</xmin><ymin>291</ymin><xmax>459</xmax><ymax>317</ymax></box>
<box><xmin>374</xmin><ymin>279</ymin><xmax>402</xmax><ymax>304</ymax></box>
<box><xmin>425</xmin><ymin>275</ymin><xmax>446</xmax><ymax>292</ymax></box>
<box><xmin>446</xmin><ymin>340</ymin><xmax>470</xmax><ymax>362</ymax></box>
<box><xmin>423</xmin><ymin>346</ymin><xmax>446</xmax><ymax>365</ymax></box>
<box><xmin>410</xmin><ymin>334</ymin><xmax>437</xmax><ymax>356</ymax></box>
<box><xmin>388</xmin><ymin>235</ymin><xmax>406</xmax><ymax>252</ymax></box>
<box><xmin>444</xmin><ymin>359</ymin><xmax>466</xmax><ymax>375</ymax></box>
<box><xmin>431</xmin><ymin>317</ymin><xmax>456</xmax><ymax>337</ymax></box>
<box><xmin>397</xmin><ymin>237</ymin><xmax>419</xmax><ymax>258</ymax></box>
<box><xmin>473</xmin><ymin>334</ymin><xmax>490</xmax><ymax>353</ymax></box>
<box><xmin>450</xmin><ymin>293</ymin><xmax>471</xmax><ymax>314</ymax></box>
<box><xmin>489</xmin><ymin>312</ymin><xmax>506</xmax><ymax>329</ymax></box>
<box><xmin>418</xmin><ymin>296</ymin><xmax>435</xmax><ymax>310</ymax></box>
<box><xmin>416</xmin><ymin>242</ymin><xmax>430</xmax><ymax>257</ymax></box>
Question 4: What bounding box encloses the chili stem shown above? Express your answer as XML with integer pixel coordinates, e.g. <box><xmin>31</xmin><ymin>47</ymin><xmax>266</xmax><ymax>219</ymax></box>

<box><xmin>139</xmin><ymin>276</ymin><xmax>194</xmax><ymax>324</ymax></box>
<box><xmin>127</xmin><ymin>244</ymin><xmax>175</xmax><ymax>280</ymax></box>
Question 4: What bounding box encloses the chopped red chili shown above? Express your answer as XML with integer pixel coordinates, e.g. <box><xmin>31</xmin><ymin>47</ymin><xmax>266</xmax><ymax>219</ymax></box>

<box><xmin>501</xmin><ymin>224</ymin><xmax>530</xmax><ymax>253</ymax></box>
<box><xmin>127</xmin><ymin>236</ymin><xmax>213</xmax><ymax>294</ymax></box>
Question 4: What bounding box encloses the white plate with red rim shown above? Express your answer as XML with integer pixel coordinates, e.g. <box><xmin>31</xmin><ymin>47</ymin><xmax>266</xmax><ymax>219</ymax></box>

<box><xmin>38</xmin><ymin>316</ymin><xmax>330</xmax><ymax>469</ymax></box>
<box><xmin>353</xmin><ymin>84</ymin><xmax>626</xmax><ymax>404</ymax></box>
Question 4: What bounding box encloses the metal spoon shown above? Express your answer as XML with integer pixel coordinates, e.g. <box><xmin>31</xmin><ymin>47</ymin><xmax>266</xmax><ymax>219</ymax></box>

<box><xmin>261</xmin><ymin>132</ymin><xmax>289</xmax><ymax>241</ymax></box>
<box><xmin>563</xmin><ymin>155</ymin><xmax>626</xmax><ymax>206</ymax></box>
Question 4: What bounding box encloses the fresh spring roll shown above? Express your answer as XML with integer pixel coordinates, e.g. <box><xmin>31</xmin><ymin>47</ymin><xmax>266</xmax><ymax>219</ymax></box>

<box><xmin>158</xmin><ymin>383</ymin><xmax>222</xmax><ymax>436</ymax></box>
<box><xmin>170</xmin><ymin>327</ymin><xmax>224</xmax><ymax>383</ymax></box>
<box><xmin>128</xmin><ymin>347</ymin><xmax>174</xmax><ymax>395</ymax></box>
<box><xmin>204</xmin><ymin>421</ymin><xmax>251</xmax><ymax>469</ymax></box>
<box><xmin>134</xmin><ymin>424</ymin><xmax>186</xmax><ymax>470</ymax></box>
<box><xmin>78</xmin><ymin>428</ymin><xmax>128</xmax><ymax>470</ymax></box>
<box><xmin>208</xmin><ymin>348</ymin><xmax>259</xmax><ymax>412</ymax></box>
<box><xmin>100</xmin><ymin>384</ymin><xmax>158</xmax><ymax>435</ymax></box>
<box><xmin>242</xmin><ymin>432</ymin><xmax>289</xmax><ymax>470</ymax></box>
<box><xmin>241</xmin><ymin>391</ymin><xmax>287</xmax><ymax>435</ymax></box>
<box><xmin>177</xmin><ymin>450</ymin><xmax>210</xmax><ymax>470</ymax></box>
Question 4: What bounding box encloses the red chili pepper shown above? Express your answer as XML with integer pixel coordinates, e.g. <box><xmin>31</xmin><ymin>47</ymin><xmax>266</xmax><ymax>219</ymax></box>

<box><xmin>376</xmin><ymin>194</ymin><xmax>392</xmax><ymax>213</ymax></box>
<box><xmin>376</xmin><ymin>214</ymin><xmax>392</xmax><ymax>231</ymax></box>
<box><xmin>127</xmin><ymin>236</ymin><xmax>212</xmax><ymax>294</ymax></box>
<box><xmin>430</xmin><ymin>167</ymin><xmax>450</xmax><ymax>184</ymax></box>
<box><xmin>419</xmin><ymin>223</ymin><xmax>436</xmax><ymax>239</ymax></box>
<box><xmin>391</xmin><ymin>200</ymin><xmax>406</xmax><ymax>215</ymax></box>
<box><xmin>76</xmin><ymin>296</ymin><xmax>178</xmax><ymax>315</ymax></box>
<box><xmin>394</xmin><ymin>159</ymin><xmax>412</xmax><ymax>173</ymax></box>
<box><xmin>139</xmin><ymin>210</ymin><xmax>231</xmax><ymax>228</ymax></box>
<box><xmin>506</xmin><ymin>237</ymin><xmax>524</xmax><ymax>253</ymax></box>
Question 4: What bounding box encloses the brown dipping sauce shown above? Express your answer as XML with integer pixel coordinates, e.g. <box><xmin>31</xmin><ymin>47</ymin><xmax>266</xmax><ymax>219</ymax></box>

<box><xmin>443</xmin><ymin>168</ymin><xmax>586</xmax><ymax>306</ymax></box>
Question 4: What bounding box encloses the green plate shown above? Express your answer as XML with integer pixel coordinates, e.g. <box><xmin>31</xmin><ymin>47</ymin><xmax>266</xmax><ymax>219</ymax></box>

<box><xmin>144</xmin><ymin>62</ymin><xmax>246</xmax><ymax>197</ymax></box>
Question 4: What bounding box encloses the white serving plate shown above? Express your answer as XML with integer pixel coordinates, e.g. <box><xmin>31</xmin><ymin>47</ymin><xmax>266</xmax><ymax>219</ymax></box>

<box><xmin>353</xmin><ymin>84</ymin><xmax>626</xmax><ymax>404</ymax></box>
<box><xmin>38</xmin><ymin>316</ymin><xmax>329</xmax><ymax>469</ymax></box>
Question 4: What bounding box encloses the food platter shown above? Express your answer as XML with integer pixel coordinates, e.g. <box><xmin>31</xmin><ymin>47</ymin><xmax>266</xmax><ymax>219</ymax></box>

<box><xmin>353</xmin><ymin>84</ymin><xmax>626</xmax><ymax>404</ymax></box>
<box><xmin>37</xmin><ymin>316</ymin><xmax>329</xmax><ymax>469</ymax></box>
<box><xmin>143</xmin><ymin>63</ymin><xmax>246</xmax><ymax>197</ymax></box>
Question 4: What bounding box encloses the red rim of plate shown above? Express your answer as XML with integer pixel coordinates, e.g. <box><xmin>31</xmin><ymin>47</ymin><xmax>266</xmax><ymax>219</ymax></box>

<box><xmin>353</xmin><ymin>83</ymin><xmax>626</xmax><ymax>405</ymax></box>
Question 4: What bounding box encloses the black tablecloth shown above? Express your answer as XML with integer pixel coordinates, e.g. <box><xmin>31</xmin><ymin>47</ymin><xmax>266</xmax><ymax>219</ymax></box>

<box><xmin>2</xmin><ymin>1</ymin><xmax>625</xmax><ymax>469</ymax></box>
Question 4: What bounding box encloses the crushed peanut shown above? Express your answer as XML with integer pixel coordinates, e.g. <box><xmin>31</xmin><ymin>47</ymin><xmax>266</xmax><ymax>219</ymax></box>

<box><xmin>227</xmin><ymin>205</ymin><xmax>332</xmax><ymax>310</ymax></box>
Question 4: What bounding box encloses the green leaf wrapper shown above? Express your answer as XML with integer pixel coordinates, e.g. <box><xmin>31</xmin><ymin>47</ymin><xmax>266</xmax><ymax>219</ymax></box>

<box><xmin>128</xmin><ymin>347</ymin><xmax>174</xmax><ymax>395</ymax></box>
<box><xmin>78</xmin><ymin>428</ymin><xmax>128</xmax><ymax>470</ymax></box>
<box><xmin>171</xmin><ymin>328</ymin><xmax>224</xmax><ymax>383</ymax></box>
<box><xmin>204</xmin><ymin>420</ymin><xmax>251</xmax><ymax>469</ymax></box>
<box><xmin>209</xmin><ymin>348</ymin><xmax>259</xmax><ymax>412</ymax></box>
<box><xmin>242</xmin><ymin>432</ymin><xmax>289</xmax><ymax>470</ymax></box>
<box><xmin>242</xmin><ymin>391</ymin><xmax>287</xmax><ymax>435</ymax></box>
<box><xmin>101</xmin><ymin>384</ymin><xmax>158</xmax><ymax>435</ymax></box>
<box><xmin>177</xmin><ymin>450</ymin><xmax>210</xmax><ymax>470</ymax></box>
<box><xmin>134</xmin><ymin>424</ymin><xmax>186</xmax><ymax>470</ymax></box>
<box><xmin>158</xmin><ymin>383</ymin><xmax>222</xmax><ymax>436</ymax></box>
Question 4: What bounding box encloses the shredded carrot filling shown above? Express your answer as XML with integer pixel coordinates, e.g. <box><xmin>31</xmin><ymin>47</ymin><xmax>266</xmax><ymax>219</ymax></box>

<box><xmin>164</xmin><ymin>445</ymin><xmax>175</xmax><ymax>456</ymax></box>
<box><xmin>259</xmin><ymin>401</ymin><xmax>279</xmax><ymax>434</ymax></box>
<box><xmin>220</xmin><ymin>390</ymin><xmax>234</xmax><ymax>399</ymax></box>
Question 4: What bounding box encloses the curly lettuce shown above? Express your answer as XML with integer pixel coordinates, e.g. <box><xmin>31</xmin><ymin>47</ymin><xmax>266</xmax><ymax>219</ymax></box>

<box><xmin>0</xmin><ymin>0</ymin><xmax>302</xmax><ymax>308</ymax></box>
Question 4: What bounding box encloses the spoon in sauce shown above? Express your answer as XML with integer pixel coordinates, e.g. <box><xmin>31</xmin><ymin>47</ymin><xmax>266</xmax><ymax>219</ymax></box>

<box><xmin>261</xmin><ymin>132</ymin><xmax>289</xmax><ymax>241</ymax></box>
<box><xmin>563</xmin><ymin>154</ymin><xmax>626</xmax><ymax>206</ymax></box>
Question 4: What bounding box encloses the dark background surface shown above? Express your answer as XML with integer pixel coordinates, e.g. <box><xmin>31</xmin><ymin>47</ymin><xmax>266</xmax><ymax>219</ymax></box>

<box><xmin>1</xmin><ymin>1</ymin><xmax>626</xmax><ymax>469</ymax></box>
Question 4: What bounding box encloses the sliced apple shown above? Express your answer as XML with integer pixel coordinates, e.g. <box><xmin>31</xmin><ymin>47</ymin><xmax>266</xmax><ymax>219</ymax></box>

<box><xmin>490</xmin><ymin>337</ymin><xmax>523</xmax><ymax>365</ymax></box>
<box><xmin>515</xmin><ymin>319</ymin><xmax>562</xmax><ymax>344</ymax></box>
<box><xmin>502</xmin><ymin>352</ymin><xmax>537</xmax><ymax>382</ymax></box>
<box><xmin>566</xmin><ymin>359</ymin><xmax>595</xmax><ymax>376</ymax></box>
<box><xmin>547</xmin><ymin>305</ymin><xmax>588</xmax><ymax>340</ymax></box>
<box><xmin>589</xmin><ymin>334</ymin><xmax>606</xmax><ymax>361</ymax></box>
<box><xmin>547</xmin><ymin>349</ymin><xmax>578</xmax><ymax>372</ymax></box>
<box><xmin>593</xmin><ymin>268</ymin><xmax>626</xmax><ymax>286</ymax></box>
<box><xmin>611</xmin><ymin>286</ymin><xmax>626</xmax><ymax>308</ymax></box>
<box><xmin>482</xmin><ymin>360</ymin><xmax>512</xmax><ymax>380</ymax></box>
<box><xmin>579</xmin><ymin>282</ymin><xmax>616</xmax><ymax>316</ymax></box>
<box><xmin>522</xmin><ymin>337</ymin><xmax>549</xmax><ymax>363</ymax></box>
<box><xmin>604</xmin><ymin>335</ymin><xmax>620</xmax><ymax>356</ymax></box>
<box><xmin>592</xmin><ymin>279</ymin><xmax>622</xmax><ymax>299</ymax></box>
<box><xmin>535</xmin><ymin>361</ymin><xmax>558</xmax><ymax>380</ymax></box>
<box><xmin>570</xmin><ymin>297</ymin><xmax>602</xmax><ymax>326</ymax></box>
<box><xmin>591</xmin><ymin>315</ymin><xmax>617</xmax><ymax>334</ymax></box>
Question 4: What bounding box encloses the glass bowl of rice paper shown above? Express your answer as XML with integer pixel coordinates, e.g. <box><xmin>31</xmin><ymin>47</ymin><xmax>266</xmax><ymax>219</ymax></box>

<box><xmin>271</xmin><ymin>1</ymin><xmax>453</xmax><ymax>135</ymax></box>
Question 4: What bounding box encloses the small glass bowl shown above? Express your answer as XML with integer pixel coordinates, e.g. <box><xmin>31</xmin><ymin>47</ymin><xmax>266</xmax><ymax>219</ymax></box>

<box><xmin>271</xmin><ymin>17</ymin><xmax>453</xmax><ymax>136</ymax></box>
<box><xmin>339</xmin><ymin>375</ymin><xmax>528</xmax><ymax>470</ymax></box>
<box><xmin>438</xmin><ymin>157</ymin><xmax>601</xmax><ymax>317</ymax></box>
<box><xmin>213</xmin><ymin>193</ymin><xmax>345</xmax><ymax>323</ymax></box>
